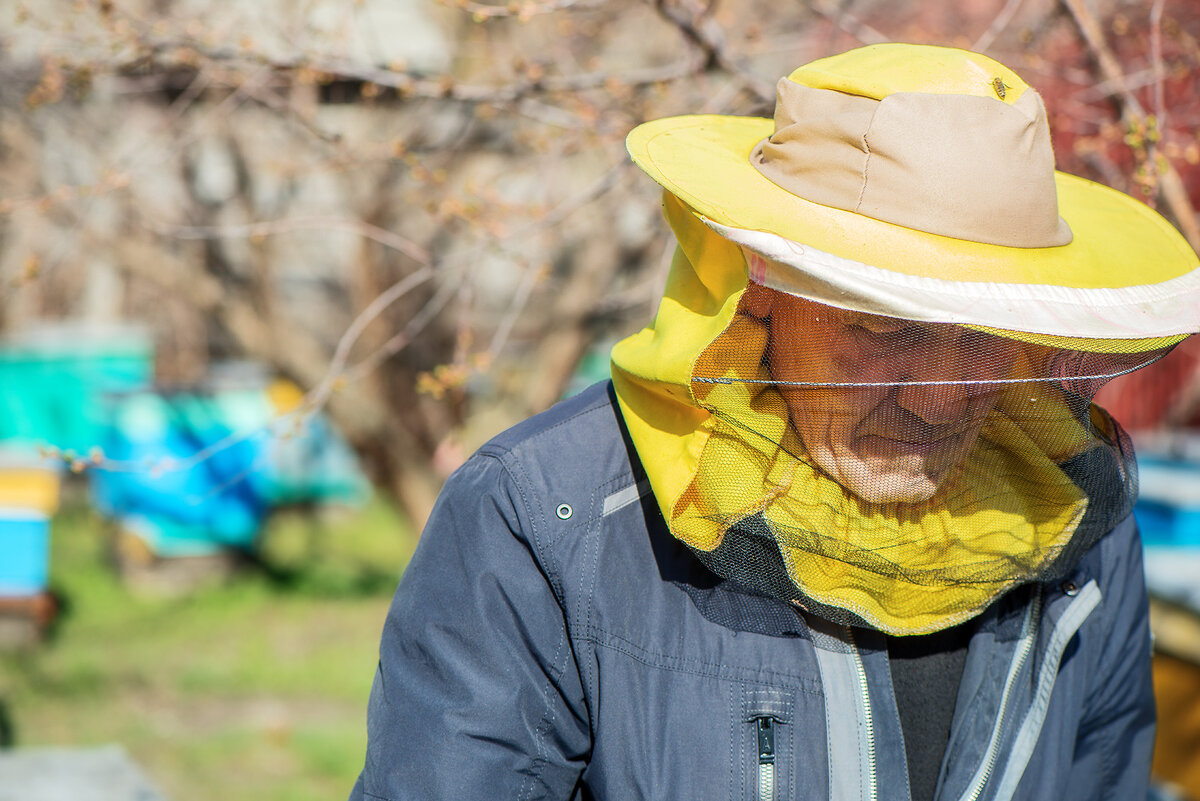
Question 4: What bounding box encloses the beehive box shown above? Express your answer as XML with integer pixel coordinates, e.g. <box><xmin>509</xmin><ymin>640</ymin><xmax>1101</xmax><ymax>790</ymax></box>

<box><xmin>0</xmin><ymin>456</ymin><xmax>60</xmax><ymax>603</ymax></box>
<box><xmin>0</xmin><ymin>510</ymin><xmax>50</xmax><ymax>597</ymax></box>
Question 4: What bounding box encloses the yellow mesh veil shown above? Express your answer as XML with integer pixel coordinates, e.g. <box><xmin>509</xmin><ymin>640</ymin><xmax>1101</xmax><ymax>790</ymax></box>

<box><xmin>611</xmin><ymin>193</ymin><xmax>1156</xmax><ymax>635</ymax></box>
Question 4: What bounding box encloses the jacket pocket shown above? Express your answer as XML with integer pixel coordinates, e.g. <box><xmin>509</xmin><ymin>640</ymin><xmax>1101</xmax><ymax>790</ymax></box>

<box><xmin>742</xmin><ymin>687</ymin><xmax>793</xmax><ymax>801</ymax></box>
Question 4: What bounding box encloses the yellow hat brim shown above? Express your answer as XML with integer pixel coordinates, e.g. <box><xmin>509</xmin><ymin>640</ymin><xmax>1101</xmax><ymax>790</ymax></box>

<box><xmin>628</xmin><ymin>114</ymin><xmax>1199</xmax><ymax>353</ymax></box>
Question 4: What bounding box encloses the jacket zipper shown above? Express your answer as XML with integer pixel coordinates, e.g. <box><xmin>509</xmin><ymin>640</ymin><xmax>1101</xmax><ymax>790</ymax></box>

<box><xmin>846</xmin><ymin>627</ymin><xmax>878</xmax><ymax>801</ymax></box>
<box><xmin>755</xmin><ymin>716</ymin><xmax>776</xmax><ymax>801</ymax></box>
<box><xmin>959</xmin><ymin>588</ymin><xmax>1043</xmax><ymax>801</ymax></box>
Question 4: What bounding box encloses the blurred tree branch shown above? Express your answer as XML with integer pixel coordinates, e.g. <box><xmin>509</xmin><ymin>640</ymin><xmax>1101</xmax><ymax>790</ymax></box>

<box><xmin>1060</xmin><ymin>0</ymin><xmax>1200</xmax><ymax>251</ymax></box>
<box><xmin>2</xmin><ymin>0</ymin><xmax>1197</xmax><ymax>529</ymax></box>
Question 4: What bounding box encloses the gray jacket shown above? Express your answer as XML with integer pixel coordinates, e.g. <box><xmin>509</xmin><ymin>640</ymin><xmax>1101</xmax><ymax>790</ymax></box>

<box><xmin>350</xmin><ymin>381</ymin><xmax>1155</xmax><ymax>801</ymax></box>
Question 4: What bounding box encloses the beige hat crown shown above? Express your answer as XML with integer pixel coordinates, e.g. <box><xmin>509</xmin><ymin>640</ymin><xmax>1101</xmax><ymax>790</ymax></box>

<box><xmin>751</xmin><ymin>47</ymin><xmax>1071</xmax><ymax>248</ymax></box>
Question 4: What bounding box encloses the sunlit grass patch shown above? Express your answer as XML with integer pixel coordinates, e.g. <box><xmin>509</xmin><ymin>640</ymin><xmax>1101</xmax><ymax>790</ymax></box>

<box><xmin>0</xmin><ymin>491</ymin><xmax>415</xmax><ymax>801</ymax></box>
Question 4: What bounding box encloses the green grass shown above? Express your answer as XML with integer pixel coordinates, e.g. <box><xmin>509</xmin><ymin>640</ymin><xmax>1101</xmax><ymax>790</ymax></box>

<box><xmin>0</xmin><ymin>491</ymin><xmax>417</xmax><ymax>801</ymax></box>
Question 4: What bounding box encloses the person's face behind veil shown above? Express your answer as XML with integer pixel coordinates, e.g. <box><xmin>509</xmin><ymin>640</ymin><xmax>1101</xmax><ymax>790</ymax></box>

<box><xmin>743</xmin><ymin>284</ymin><xmax>1021</xmax><ymax>505</ymax></box>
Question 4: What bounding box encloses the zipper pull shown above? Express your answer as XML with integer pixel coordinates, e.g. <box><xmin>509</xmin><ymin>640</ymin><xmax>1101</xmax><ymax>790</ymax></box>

<box><xmin>757</xmin><ymin>716</ymin><xmax>775</xmax><ymax>764</ymax></box>
<box><xmin>756</xmin><ymin>717</ymin><xmax>776</xmax><ymax>801</ymax></box>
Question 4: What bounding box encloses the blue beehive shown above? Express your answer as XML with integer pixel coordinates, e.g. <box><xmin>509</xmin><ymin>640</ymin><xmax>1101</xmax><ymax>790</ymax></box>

<box><xmin>0</xmin><ymin>450</ymin><xmax>61</xmax><ymax>597</ymax></box>
<box><xmin>90</xmin><ymin>391</ymin><xmax>266</xmax><ymax>557</ymax></box>
<box><xmin>1135</xmin><ymin>453</ymin><xmax>1200</xmax><ymax>548</ymax></box>
<box><xmin>1133</xmin><ymin>438</ymin><xmax>1200</xmax><ymax>612</ymax></box>
<box><xmin>0</xmin><ymin>510</ymin><xmax>50</xmax><ymax>596</ymax></box>
<box><xmin>89</xmin><ymin>368</ymin><xmax>368</xmax><ymax>558</ymax></box>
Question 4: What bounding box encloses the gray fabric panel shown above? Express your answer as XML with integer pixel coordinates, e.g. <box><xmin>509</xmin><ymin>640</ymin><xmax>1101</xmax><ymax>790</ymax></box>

<box><xmin>955</xmin><ymin>591</ymin><xmax>1042</xmax><ymax>801</ymax></box>
<box><xmin>601</xmin><ymin>478</ymin><xmax>650</xmax><ymax>516</ymax></box>
<box><xmin>989</xmin><ymin>581</ymin><xmax>1101</xmax><ymax>800</ymax></box>
<box><xmin>864</xmin><ymin>647</ymin><xmax>913</xmax><ymax>801</ymax></box>
<box><xmin>813</xmin><ymin>640</ymin><xmax>871</xmax><ymax>801</ymax></box>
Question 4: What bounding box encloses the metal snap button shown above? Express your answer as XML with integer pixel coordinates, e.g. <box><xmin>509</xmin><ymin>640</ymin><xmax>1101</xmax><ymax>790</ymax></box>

<box><xmin>1061</xmin><ymin>580</ymin><xmax>1079</xmax><ymax>597</ymax></box>
<box><xmin>556</xmin><ymin>503</ymin><xmax>573</xmax><ymax>520</ymax></box>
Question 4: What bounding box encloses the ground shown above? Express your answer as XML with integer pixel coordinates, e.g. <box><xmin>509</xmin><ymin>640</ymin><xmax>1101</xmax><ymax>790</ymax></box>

<box><xmin>0</xmin><ymin>492</ymin><xmax>416</xmax><ymax>801</ymax></box>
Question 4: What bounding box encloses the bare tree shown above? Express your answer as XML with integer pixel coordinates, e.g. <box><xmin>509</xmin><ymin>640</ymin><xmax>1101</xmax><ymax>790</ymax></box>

<box><xmin>1</xmin><ymin>0</ymin><xmax>1196</xmax><ymax>528</ymax></box>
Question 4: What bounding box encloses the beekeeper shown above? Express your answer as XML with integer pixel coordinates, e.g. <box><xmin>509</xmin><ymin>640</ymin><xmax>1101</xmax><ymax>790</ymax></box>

<box><xmin>350</xmin><ymin>43</ymin><xmax>1200</xmax><ymax>801</ymax></box>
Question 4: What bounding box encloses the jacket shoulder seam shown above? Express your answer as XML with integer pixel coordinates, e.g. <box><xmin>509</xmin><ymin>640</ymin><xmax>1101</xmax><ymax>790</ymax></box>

<box><xmin>468</xmin><ymin>452</ymin><xmax>587</xmax><ymax>799</ymax></box>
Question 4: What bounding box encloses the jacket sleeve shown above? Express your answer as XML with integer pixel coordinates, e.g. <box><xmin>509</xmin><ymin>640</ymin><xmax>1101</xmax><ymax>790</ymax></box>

<box><xmin>1068</xmin><ymin>514</ymin><xmax>1156</xmax><ymax>801</ymax></box>
<box><xmin>350</xmin><ymin>452</ymin><xmax>591</xmax><ymax>801</ymax></box>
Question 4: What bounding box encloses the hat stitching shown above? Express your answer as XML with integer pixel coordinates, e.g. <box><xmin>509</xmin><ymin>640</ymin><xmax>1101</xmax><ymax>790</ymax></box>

<box><xmin>856</xmin><ymin>129</ymin><xmax>872</xmax><ymax>213</ymax></box>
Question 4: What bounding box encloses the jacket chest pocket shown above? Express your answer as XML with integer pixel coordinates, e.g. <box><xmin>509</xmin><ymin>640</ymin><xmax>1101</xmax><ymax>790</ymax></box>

<box><xmin>739</xmin><ymin>683</ymin><xmax>829</xmax><ymax>801</ymax></box>
<box><xmin>741</xmin><ymin>686</ymin><xmax>803</xmax><ymax>801</ymax></box>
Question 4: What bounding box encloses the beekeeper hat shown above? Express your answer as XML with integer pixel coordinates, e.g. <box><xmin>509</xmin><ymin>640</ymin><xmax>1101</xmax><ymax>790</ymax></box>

<box><xmin>626</xmin><ymin>43</ymin><xmax>1200</xmax><ymax>353</ymax></box>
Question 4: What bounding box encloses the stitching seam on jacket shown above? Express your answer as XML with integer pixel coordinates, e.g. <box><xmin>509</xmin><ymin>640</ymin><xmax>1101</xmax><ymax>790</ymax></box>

<box><xmin>520</xmin><ymin>627</ymin><xmax>576</xmax><ymax>801</ymax></box>
<box><xmin>488</xmin><ymin>455</ymin><xmax>582</xmax><ymax>800</ymax></box>
<box><xmin>583</xmin><ymin>626</ymin><xmax>823</xmax><ymax>691</ymax></box>
<box><xmin>491</xmin><ymin>453</ymin><xmax>567</xmax><ymax>604</ymax></box>
<box><xmin>731</xmin><ymin>686</ymin><xmax>741</xmax><ymax>801</ymax></box>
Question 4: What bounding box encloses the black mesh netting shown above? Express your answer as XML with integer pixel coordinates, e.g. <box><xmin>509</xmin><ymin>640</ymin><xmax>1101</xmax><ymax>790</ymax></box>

<box><xmin>669</xmin><ymin>284</ymin><xmax>1159</xmax><ymax>633</ymax></box>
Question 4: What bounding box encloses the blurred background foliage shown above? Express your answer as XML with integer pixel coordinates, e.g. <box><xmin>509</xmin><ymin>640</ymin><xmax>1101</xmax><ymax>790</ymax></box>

<box><xmin>3</xmin><ymin>0</ymin><xmax>1197</xmax><ymax>527</ymax></box>
<box><xmin>0</xmin><ymin>0</ymin><xmax>1198</xmax><ymax>799</ymax></box>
